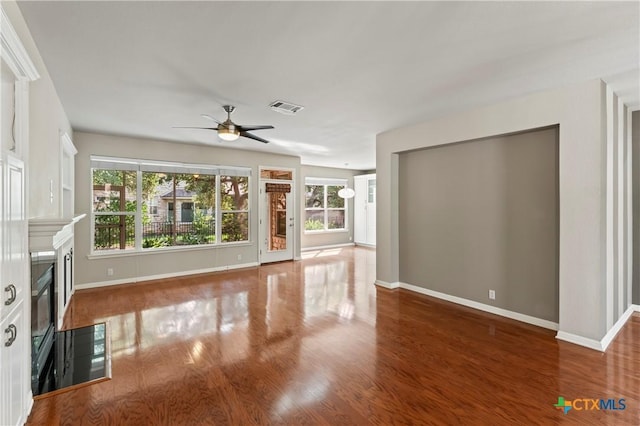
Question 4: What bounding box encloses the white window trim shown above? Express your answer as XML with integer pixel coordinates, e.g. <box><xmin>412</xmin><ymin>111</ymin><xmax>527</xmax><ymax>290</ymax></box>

<box><xmin>304</xmin><ymin>177</ymin><xmax>348</xmax><ymax>233</ymax></box>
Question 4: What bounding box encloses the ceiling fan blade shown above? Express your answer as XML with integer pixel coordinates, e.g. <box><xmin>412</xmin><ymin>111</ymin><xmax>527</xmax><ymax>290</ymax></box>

<box><xmin>200</xmin><ymin>114</ymin><xmax>221</xmax><ymax>124</ymax></box>
<box><xmin>237</xmin><ymin>125</ymin><xmax>274</xmax><ymax>132</ymax></box>
<box><xmin>173</xmin><ymin>126</ymin><xmax>219</xmax><ymax>130</ymax></box>
<box><xmin>240</xmin><ymin>131</ymin><xmax>270</xmax><ymax>144</ymax></box>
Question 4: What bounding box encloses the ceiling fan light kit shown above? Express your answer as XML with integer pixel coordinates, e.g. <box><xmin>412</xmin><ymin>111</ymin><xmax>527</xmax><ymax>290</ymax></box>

<box><xmin>217</xmin><ymin>127</ymin><xmax>239</xmax><ymax>141</ymax></box>
<box><xmin>175</xmin><ymin>105</ymin><xmax>274</xmax><ymax>144</ymax></box>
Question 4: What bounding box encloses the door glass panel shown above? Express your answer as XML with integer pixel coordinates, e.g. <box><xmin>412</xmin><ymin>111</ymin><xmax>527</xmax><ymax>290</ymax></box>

<box><xmin>269</xmin><ymin>192</ymin><xmax>287</xmax><ymax>251</ymax></box>
<box><xmin>368</xmin><ymin>179</ymin><xmax>376</xmax><ymax>203</ymax></box>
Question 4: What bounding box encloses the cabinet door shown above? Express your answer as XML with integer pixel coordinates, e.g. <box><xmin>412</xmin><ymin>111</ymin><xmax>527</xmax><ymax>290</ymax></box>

<box><xmin>1</xmin><ymin>157</ymin><xmax>25</xmax><ymax>321</ymax></box>
<box><xmin>366</xmin><ymin>177</ymin><xmax>376</xmax><ymax>245</ymax></box>
<box><xmin>1</xmin><ymin>301</ymin><xmax>26</xmax><ymax>426</ymax></box>
<box><xmin>353</xmin><ymin>176</ymin><xmax>367</xmax><ymax>244</ymax></box>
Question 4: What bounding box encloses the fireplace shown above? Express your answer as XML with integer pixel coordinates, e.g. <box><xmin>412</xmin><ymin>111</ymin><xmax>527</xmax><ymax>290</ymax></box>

<box><xmin>30</xmin><ymin>250</ymin><xmax>56</xmax><ymax>394</ymax></box>
<box><xmin>28</xmin><ymin>214</ymin><xmax>85</xmax><ymax>395</ymax></box>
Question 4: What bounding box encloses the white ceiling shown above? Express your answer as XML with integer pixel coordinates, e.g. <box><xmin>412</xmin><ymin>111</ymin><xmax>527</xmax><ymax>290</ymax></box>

<box><xmin>17</xmin><ymin>1</ymin><xmax>640</xmax><ymax>170</ymax></box>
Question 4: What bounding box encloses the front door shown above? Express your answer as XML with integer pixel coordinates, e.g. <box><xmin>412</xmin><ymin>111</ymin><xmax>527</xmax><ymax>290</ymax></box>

<box><xmin>260</xmin><ymin>180</ymin><xmax>293</xmax><ymax>263</ymax></box>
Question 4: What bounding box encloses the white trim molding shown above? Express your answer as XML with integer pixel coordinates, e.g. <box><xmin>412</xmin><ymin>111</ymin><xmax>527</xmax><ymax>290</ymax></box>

<box><xmin>76</xmin><ymin>262</ymin><xmax>259</xmax><ymax>290</ymax></box>
<box><xmin>0</xmin><ymin>7</ymin><xmax>39</xmax><ymax>81</ymax></box>
<box><xmin>600</xmin><ymin>304</ymin><xmax>637</xmax><ymax>351</ymax></box>
<box><xmin>555</xmin><ymin>331</ymin><xmax>603</xmax><ymax>352</ymax></box>
<box><xmin>399</xmin><ymin>282</ymin><xmax>559</xmax><ymax>330</ymax></box>
<box><xmin>557</xmin><ymin>304</ymin><xmax>639</xmax><ymax>352</ymax></box>
<box><xmin>374</xmin><ymin>280</ymin><xmax>400</xmax><ymax>289</ymax></box>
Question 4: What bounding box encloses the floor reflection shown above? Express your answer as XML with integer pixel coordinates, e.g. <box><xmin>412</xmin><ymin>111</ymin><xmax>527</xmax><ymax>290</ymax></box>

<box><xmin>97</xmin><ymin>292</ymin><xmax>250</xmax><ymax>359</ymax></box>
<box><xmin>28</xmin><ymin>246</ymin><xmax>640</xmax><ymax>424</ymax></box>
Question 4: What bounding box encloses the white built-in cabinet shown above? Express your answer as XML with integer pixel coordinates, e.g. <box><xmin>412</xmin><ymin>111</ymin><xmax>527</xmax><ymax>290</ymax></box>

<box><xmin>61</xmin><ymin>132</ymin><xmax>77</xmax><ymax>218</ymax></box>
<box><xmin>1</xmin><ymin>156</ymin><xmax>28</xmax><ymax>426</ymax></box>
<box><xmin>354</xmin><ymin>173</ymin><xmax>376</xmax><ymax>246</ymax></box>
<box><xmin>1</xmin><ymin>6</ymin><xmax>40</xmax><ymax>425</ymax></box>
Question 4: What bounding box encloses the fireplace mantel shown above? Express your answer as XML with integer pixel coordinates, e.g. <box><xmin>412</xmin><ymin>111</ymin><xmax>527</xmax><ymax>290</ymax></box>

<box><xmin>29</xmin><ymin>214</ymin><xmax>86</xmax><ymax>251</ymax></box>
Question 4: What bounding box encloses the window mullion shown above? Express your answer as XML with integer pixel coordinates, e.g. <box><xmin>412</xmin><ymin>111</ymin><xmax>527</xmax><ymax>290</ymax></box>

<box><xmin>324</xmin><ymin>184</ymin><xmax>329</xmax><ymax>231</ymax></box>
<box><xmin>215</xmin><ymin>174</ymin><xmax>221</xmax><ymax>245</ymax></box>
<box><xmin>135</xmin><ymin>169</ymin><xmax>142</xmax><ymax>250</ymax></box>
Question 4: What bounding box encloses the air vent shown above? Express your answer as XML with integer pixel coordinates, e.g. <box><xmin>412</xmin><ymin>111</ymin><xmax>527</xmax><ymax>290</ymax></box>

<box><xmin>269</xmin><ymin>100</ymin><xmax>304</xmax><ymax>115</ymax></box>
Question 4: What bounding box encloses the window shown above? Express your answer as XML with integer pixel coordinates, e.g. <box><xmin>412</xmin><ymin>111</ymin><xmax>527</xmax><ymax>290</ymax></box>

<box><xmin>220</xmin><ymin>176</ymin><xmax>249</xmax><ymax>242</ymax></box>
<box><xmin>91</xmin><ymin>157</ymin><xmax>250</xmax><ymax>252</ymax></box>
<box><xmin>92</xmin><ymin>169</ymin><xmax>137</xmax><ymax>250</ymax></box>
<box><xmin>304</xmin><ymin>178</ymin><xmax>347</xmax><ymax>232</ymax></box>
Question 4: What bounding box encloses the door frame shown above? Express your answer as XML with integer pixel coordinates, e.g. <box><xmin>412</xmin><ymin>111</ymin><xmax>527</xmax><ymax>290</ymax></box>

<box><xmin>258</xmin><ymin>166</ymin><xmax>297</xmax><ymax>264</ymax></box>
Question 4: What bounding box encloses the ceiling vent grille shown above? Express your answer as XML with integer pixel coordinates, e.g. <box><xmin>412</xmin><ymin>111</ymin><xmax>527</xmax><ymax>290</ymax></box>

<box><xmin>269</xmin><ymin>100</ymin><xmax>304</xmax><ymax>115</ymax></box>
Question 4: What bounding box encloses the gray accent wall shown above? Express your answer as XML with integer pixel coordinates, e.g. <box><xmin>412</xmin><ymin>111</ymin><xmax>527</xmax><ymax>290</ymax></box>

<box><xmin>398</xmin><ymin>127</ymin><xmax>559</xmax><ymax>322</ymax></box>
<box><xmin>633</xmin><ymin>111</ymin><xmax>640</xmax><ymax>305</ymax></box>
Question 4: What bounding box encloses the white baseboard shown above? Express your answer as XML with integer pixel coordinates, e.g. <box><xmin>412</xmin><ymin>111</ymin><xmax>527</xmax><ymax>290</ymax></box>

<box><xmin>301</xmin><ymin>243</ymin><xmax>355</xmax><ymax>252</ymax></box>
<box><xmin>76</xmin><ymin>262</ymin><xmax>259</xmax><ymax>290</ymax></box>
<box><xmin>555</xmin><ymin>331</ymin><xmax>603</xmax><ymax>351</ymax></box>
<box><xmin>374</xmin><ymin>280</ymin><xmax>400</xmax><ymax>289</ymax></box>
<box><xmin>354</xmin><ymin>242</ymin><xmax>376</xmax><ymax>248</ymax></box>
<box><xmin>398</xmin><ymin>281</ymin><xmax>559</xmax><ymax>331</ymax></box>
<box><xmin>556</xmin><ymin>304</ymin><xmax>639</xmax><ymax>352</ymax></box>
<box><xmin>599</xmin><ymin>304</ymin><xmax>638</xmax><ymax>351</ymax></box>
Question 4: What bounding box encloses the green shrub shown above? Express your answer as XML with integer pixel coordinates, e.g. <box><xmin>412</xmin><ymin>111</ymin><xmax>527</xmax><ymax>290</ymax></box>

<box><xmin>305</xmin><ymin>219</ymin><xmax>324</xmax><ymax>231</ymax></box>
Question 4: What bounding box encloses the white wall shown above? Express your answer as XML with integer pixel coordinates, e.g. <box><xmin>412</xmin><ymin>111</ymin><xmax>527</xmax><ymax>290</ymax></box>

<box><xmin>377</xmin><ymin>79</ymin><xmax>634</xmax><ymax>349</ymax></box>
<box><xmin>74</xmin><ymin>131</ymin><xmax>301</xmax><ymax>287</ymax></box>
<box><xmin>2</xmin><ymin>1</ymin><xmax>73</xmax><ymax>220</ymax></box>
<box><xmin>300</xmin><ymin>165</ymin><xmax>358</xmax><ymax>250</ymax></box>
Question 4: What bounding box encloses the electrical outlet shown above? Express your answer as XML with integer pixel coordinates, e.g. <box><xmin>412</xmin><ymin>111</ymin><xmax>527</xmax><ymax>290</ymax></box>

<box><xmin>488</xmin><ymin>289</ymin><xmax>496</xmax><ymax>300</ymax></box>
<box><xmin>107</xmin><ymin>268</ymin><xmax>114</xmax><ymax>276</ymax></box>
<box><xmin>237</xmin><ymin>254</ymin><xmax>242</xmax><ymax>261</ymax></box>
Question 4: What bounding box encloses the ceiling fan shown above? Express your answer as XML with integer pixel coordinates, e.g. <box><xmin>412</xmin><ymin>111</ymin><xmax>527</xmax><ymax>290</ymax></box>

<box><xmin>175</xmin><ymin>105</ymin><xmax>274</xmax><ymax>143</ymax></box>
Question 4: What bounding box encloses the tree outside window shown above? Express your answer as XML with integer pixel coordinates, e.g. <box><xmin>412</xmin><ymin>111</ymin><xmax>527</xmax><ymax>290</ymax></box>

<box><xmin>221</xmin><ymin>176</ymin><xmax>249</xmax><ymax>242</ymax></box>
<box><xmin>91</xmin><ymin>159</ymin><xmax>250</xmax><ymax>252</ymax></box>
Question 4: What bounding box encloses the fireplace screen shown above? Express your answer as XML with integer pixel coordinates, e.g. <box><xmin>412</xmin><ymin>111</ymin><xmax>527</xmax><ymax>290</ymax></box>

<box><xmin>32</xmin><ymin>263</ymin><xmax>54</xmax><ymax>350</ymax></box>
<box><xmin>31</xmin><ymin>251</ymin><xmax>56</xmax><ymax>394</ymax></box>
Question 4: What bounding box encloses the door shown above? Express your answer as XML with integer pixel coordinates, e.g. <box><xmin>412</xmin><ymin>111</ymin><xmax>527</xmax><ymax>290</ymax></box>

<box><xmin>354</xmin><ymin>176</ymin><xmax>367</xmax><ymax>244</ymax></box>
<box><xmin>260</xmin><ymin>180</ymin><xmax>294</xmax><ymax>263</ymax></box>
<box><xmin>366</xmin><ymin>177</ymin><xmax>376</xmax><ymax>245</ymax></box>
<box><xmin>354</xmin><ymin>174</ymin><xmax>376</xmax><ymax>246</ymax></box>
<box><xmin>1</xmin><ymin>301</ymin><xmax>26</xmax><ymax>426</ymax></box>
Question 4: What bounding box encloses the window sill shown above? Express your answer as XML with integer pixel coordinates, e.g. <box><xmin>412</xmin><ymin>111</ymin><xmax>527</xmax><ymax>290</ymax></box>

<box><xmin>87</xmin><ymin>241</ymin><xmax>252</xmax><ymax>259</ymax></box>
<box><xmin>304</xmin><ymin>229</ymin><xmax>349</xmax><ymax>235</ymax></box>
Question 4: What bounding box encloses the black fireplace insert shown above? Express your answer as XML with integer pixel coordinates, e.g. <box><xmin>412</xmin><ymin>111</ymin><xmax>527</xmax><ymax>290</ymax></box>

<box><xmin>30</xmin><ymin>250</ymin><xmax>56</xmax><ymax>395</ymax></box>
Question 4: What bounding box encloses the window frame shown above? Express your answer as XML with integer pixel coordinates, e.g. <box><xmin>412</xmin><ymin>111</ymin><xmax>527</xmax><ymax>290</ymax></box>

<box><xmin>219</xmin><ymin>175</ymin><xmax>250</xmax><ymax>243</ymax></box>
<box><xmin>90</xmin><ymin>156</ymin><xmax>251</xmax><ymax>255</ymax></box>
<box><xmin>304</xmin><ymin>177</ymin><xmax>348</xmax><ymax>233</ymax></box>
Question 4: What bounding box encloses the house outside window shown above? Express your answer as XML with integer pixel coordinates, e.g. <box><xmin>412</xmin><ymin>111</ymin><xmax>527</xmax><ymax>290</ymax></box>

<box><xmin>91</xmin><ymin>157</ymin><xmax>250</xmax><ymax>252</ymax></box>
<box><xmin>304</xmin><ymin>177</ymin><xmax>347</xmax><ymax>232</ymax></box>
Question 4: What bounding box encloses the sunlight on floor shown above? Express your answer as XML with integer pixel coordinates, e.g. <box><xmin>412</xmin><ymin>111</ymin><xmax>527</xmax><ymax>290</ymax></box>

<box><xmin>301</xmin><ymin>248</ymin><xmax>344</xmax><ymax>259</ymax></box>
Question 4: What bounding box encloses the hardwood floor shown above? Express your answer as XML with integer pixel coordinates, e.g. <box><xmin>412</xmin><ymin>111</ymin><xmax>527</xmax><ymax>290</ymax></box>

<box><xmin>27</xmin><ymin>247</ymin><xmax>639</xmax><ymax>425</ymax></box>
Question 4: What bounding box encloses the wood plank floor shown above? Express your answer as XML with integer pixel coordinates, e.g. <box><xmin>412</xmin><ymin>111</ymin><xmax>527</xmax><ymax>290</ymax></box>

<box><xmin>27</xmin><ymin>247</ymin><xmax>640</xmax><ymax>425</ymax></box>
